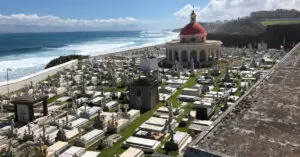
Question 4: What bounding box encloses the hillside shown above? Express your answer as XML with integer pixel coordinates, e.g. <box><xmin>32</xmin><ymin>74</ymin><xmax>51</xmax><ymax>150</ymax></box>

<box><xmin>214</xmin><ymin>18</ymin><xmax>266</xmax><ymax>35</ymax></box>
<box><xmin>174</xmin><ymin>18</ymin><xmax>265</xmax><ymax>35</ymax></box>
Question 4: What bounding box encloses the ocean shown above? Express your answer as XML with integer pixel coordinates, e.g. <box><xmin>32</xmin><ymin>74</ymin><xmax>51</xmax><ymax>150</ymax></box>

<box><xmin>0</xmin><ymin>31</ymin><xmax>178</xmax><ymax>82</ymax></box>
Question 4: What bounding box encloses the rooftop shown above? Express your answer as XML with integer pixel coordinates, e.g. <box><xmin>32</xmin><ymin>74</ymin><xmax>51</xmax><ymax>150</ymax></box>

<box><xmin>191</xmin><ymin>44</ymin><xmax>300</xmax><ymax>157</ymax></box>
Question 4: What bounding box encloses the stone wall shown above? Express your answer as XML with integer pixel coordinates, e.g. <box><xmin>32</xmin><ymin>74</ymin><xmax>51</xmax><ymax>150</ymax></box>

<box><xmin>0</xmin><ymin>60</ymin><xmax>78</xmax><ymax>95</ymax></box>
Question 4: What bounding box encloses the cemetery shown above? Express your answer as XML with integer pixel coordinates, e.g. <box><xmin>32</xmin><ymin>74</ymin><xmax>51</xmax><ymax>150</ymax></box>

<box><xmin>0</xmin><ymin>40</ymin><xmax>285</xmax><ymax>157</ymax></box>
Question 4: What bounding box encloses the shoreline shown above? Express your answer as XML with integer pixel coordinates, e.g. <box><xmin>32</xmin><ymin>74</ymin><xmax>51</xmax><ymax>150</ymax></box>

<box><xmin>90</xmin><ymin>43</ymin><xmax>165</xmax><ymax>59</ymax></box>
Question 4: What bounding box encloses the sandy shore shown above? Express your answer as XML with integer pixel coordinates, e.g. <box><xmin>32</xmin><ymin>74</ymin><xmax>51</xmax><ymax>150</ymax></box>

<box><xmin>91</xmin><ymin>44</ymin><xmax>165</xmax><ymax>59</ymax></box>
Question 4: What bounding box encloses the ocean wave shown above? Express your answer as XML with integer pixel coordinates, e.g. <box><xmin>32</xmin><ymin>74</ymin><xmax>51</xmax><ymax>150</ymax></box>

<box><xmin>0</xmin><ymin>56</ymin><xmax>55</xmax><ymax>70</ymax></box>
<box><xmin>0</xmin><ymin>44</ymin><xmax>67</xmax><ymax>56</ymax></box>
<box><xmin>58</xmin><ymin>41</ymin><xmax>136</xmax><ymax>56</ymax></box>
<box><xmin>0</xmin><ymin>31</ymin><xmax>179</xmax><ymax>81</ymax></box>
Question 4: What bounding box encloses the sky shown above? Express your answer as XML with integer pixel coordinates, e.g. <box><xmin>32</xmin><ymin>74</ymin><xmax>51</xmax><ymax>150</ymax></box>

<box><xmin>0</xmin><ymin>0</ymin><xmax>300</xmax><ymax>33</ymax></box>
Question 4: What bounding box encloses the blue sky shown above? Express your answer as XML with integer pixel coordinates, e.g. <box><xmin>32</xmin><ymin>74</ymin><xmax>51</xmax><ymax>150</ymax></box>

<box><xmin>0</xmin><ymin>0</ymin><xmax>299</xmax><ymax>32</ymax></box>
<box><xmin>0</xmin><ymin>0</ymin><xmax>207</xmax><ymax>20</ymax></box>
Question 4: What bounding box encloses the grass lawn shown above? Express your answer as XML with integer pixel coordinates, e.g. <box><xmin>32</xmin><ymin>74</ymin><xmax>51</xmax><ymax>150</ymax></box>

<box><xmin>47</xmin><ymin>95</ymin><xmax>59</xmax><ymax>104</ymax></box>
<box><xmin>261</xmin><ymin>20</ymin><xmax>300</xmax><ymax>26</ymax></box>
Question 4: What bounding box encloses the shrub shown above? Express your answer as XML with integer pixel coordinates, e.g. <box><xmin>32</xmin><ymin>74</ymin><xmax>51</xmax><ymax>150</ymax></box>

<box><xmin>45</xmin><ymin>55</ymin><xmax>88</xmax><ymax>69</ymax></box>
<box><xmin>164</xmin><ymin>141</ymin><xmax>179</xmax><ymax>152</ymax></box>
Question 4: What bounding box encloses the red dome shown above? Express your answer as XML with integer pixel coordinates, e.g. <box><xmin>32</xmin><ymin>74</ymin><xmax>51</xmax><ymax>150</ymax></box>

<box><xmin>180</xmin><ymin>23</ymin><xmax>207</xmax><ymax>35</ymax></box>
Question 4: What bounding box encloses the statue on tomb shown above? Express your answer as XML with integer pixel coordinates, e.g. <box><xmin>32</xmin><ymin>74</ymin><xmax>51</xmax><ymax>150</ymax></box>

<box><xmin>5</xmin><ymin>140</ymin><xmax>13</xmax><ymax>157</ymax></box>
<box><xmin>152</xmin><ymin>70</ymin><xmax>161</xmax><ymax>83</ymax></box>
<box><xmin>107</xmin><ymin>115</ymin><xmax>118</xmax><ymax>133</ymax></box>
<box><xmin>24</xmin><ymin>84</ymin><xmax>29</xmax><ymax>94</ymax></box>
<box><xmin>55</xmin><ymin>126</ymin><xmax>67</xmax><ymax>142</ymax></box>
<box><xmin>167</xmin><ymin>101</ymin><xmax>174</xmax><ymax>123</ymax></box>
<box><xmin>78</xmin><ymin>127</ymin><xmax>82</xmax><ymax>138</ymax></box>
<box><xmin>42</xmin><ymin>125</ymin><xmax>46</xmax><ymax>138</ymax></box>
<box><xmin>71</xmin><ymin>102</ymin><xmax>77</xmax><ymax>115</ymax></box>
<box><xmin>23</xmin><ymin>123</ymin><xmax>34</xmax><ymax>142</ymax></box>
<box><xmin>94</xmin><ymin>111</ymin><xmax>105</xmax><ymax>130</ymax></box>
<box><xmin>124</xmin><ymin>104</ymin><xmax>129</xmax><ymax>113</ymax></box>
<box><xmin>79</xmin><ymin>103</ymin><xmax>90</xmax><ymax>119</ymax></box>
<box><xmin>190</xmin><ymin>57</ymin><xmax>195</xmax><ymax>76</ymax></box>
<box><xmin>27</xmin><ymin>123</ymin><xmax>31</xmax><ymax>135</ymax></box>
<box><xmin>10</xmin><ymin>119</ymin><xmax>15</xmax><ymax>131</ymax></box>
<box><xmin>111</xmin><ymin>87</ymin><xmax>118</xmax><ymax>99</ymax></box>
<box><xmin>7</xmin><ymin>119</ymin><xmax>17</xmax><ymax>138</ymax></box>
<box><xmin>30</xmin><ymin>81</ymin><xmax>34</xmax><ymax>89</ymax></box>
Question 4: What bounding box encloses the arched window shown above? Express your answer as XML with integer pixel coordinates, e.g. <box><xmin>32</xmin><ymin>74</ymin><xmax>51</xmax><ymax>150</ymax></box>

<box><xmin>181</xmin><ymin>37</ymin><xmax>185</xmax><ymax>43</ymax></box>
<box><xmin>137</xmin><ymin>90</ymin><xmax>141</xmax><ymax>96</ymax></box>
<box><xmin>191</xmin><ymin>37</ymin><xmax>196</xmax><ymax>42</ymax></box>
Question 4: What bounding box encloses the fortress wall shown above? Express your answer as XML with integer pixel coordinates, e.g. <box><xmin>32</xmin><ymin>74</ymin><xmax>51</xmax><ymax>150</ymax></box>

<box><xmin>0</xmin><ymin>60</ymin><xmax>78</xmax><ymax>95</ymax></box>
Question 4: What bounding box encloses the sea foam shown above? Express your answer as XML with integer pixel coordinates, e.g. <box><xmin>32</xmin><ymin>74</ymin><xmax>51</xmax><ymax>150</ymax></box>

<box><xmin>0</xmin><ymin>31</ymin><xmax>178</xmax><ymax>82</ymax></box>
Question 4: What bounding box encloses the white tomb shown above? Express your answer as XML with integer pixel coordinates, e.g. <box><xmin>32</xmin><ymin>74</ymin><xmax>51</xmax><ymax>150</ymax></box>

<box><xmin>123</xmin><ymin>136</ymin><xmax>161</xmax><ymax>152</ymax></box>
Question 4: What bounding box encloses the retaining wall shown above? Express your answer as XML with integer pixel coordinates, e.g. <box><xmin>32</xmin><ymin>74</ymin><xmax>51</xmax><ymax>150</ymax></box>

<box><xmin>0</xmin><ymin>60</ymin><xmax>78</xmax><ymax>95</ymax></box>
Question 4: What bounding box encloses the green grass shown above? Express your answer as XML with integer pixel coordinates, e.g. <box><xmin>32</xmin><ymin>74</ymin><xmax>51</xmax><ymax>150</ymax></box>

<box><xmin>47</xmin><ymin>95</ymin><xmax>58</xmax><ymax>104</ymax></box>
<box><xmin>96</xmin><ymin>73</ymin><xmax>201</xmax><ymax>157</ymax></box>
<box><xmin>261</xmin><ymin>20</ymin><xmax>300</xmax><ymax>26</ymax></box>
<box><xmin>175</xmin><ymin>103</ymin><xmax>193</xmax><ymax>133</ymax></box>
<box><xmin>171</xmin><ymin>72</ymin><xmax>201</xmax><ymax>133</ymax></box>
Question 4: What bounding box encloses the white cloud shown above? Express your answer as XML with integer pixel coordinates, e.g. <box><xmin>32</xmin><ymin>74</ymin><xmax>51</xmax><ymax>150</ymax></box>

<box><xmin>174</xmin><ymin>0</ymin><xmax>300</xmax><ymax>22</ymax></box>
<box><xmin>0</xmin><ymin>14</ymin><xmax>142</xmax><ymax>32</ymax></box>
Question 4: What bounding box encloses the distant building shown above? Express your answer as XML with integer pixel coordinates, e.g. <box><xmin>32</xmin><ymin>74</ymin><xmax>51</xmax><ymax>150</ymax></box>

<box><xmin>251</xmin><ymin>9</ymin><xmax>300</xmax><ymax>20</ymax></box>
<box><xmin>140</xmin><ymin>56</ymin><xmax>158</xmax><ymax>72</ymax></box>
<box><xmin>165</xmin><ymin>11</ymin><xmax>222</xmax><ymax>68</ymax></box>
<box><xmin>129</xmin><ymin>76</ymin><xmax>159</xmax><ymax>112</ymax></box>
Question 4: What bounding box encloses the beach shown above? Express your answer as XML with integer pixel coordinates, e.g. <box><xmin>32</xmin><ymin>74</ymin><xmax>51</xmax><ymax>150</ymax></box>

<box><xmin>0</xmin><ymin>31</ymin><xmax>178</xmax><ymax>82</ymax></box>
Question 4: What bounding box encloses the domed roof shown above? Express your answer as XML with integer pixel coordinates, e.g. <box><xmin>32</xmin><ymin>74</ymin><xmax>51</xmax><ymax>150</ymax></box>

<box><xmin>180</xmin><ymin>22</ymin><xmax>207</xmax><ymax>35</ymax></box>
<box><xmin>180</xmin><ymin>10</ymin><xmax>207</xmax><ymax>36</ymax></box>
